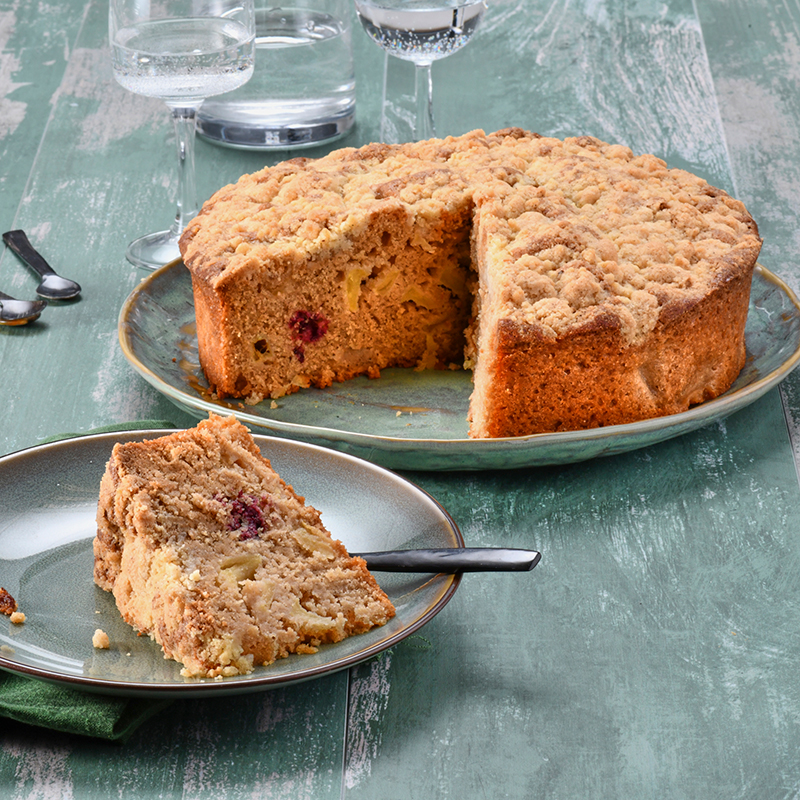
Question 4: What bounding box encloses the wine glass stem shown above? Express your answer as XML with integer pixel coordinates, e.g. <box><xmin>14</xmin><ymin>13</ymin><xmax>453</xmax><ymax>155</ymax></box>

<box><xmin>415</xmin><ymin>63</ymin><xmax>435</xmax><ymax>140</ymax></box>
<box><xmin>169</xmin><ymin>106</ymin><xmax>200</xmax><ymax>237</ymax></box>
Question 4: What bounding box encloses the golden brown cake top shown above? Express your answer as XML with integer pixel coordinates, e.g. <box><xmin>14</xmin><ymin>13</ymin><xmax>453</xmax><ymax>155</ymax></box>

<box><xmin>472</xmin><ymin>134</ymin><xmax>762</xmax><ymax>344</ymax></box>
<box><xmin>179</xmin><ymin>128</ymin><xmax>761</xmax><ymax>344</ymax></box>
<box><xmin>101</xmin><ymin>414</ymin><xmax>310</xmax><ymax>548</ymax></box>
<box><xmin>180</xmin><ymin>131</ymin><xmax>485</xmax><ymax>284</ymax></box>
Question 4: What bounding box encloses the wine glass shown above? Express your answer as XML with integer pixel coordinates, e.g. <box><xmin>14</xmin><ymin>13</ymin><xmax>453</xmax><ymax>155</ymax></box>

<box><xmin>110</xmin><ymin>0</ymin><xmax>256</xmax><ymax>270</ymax></box>
<box><xmin>355</xmin><ymin>0</ymin><xmax>486</xmax><ymax>141</ymax></box>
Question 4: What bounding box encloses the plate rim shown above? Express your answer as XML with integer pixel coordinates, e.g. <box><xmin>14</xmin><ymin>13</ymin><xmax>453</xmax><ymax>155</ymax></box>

<box><xmin>118</xmin><ymin>261</ymin><xmax>800</xmax><ymax>458</ymax></box>
<box><xmin>0</xmin><ymin>429</ymin><xmax>464</xmax><ymax>697</ymax></box>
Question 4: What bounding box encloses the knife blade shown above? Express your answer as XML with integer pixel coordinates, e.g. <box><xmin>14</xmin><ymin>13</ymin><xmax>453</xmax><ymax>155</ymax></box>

<box><xmin>353</xmin><ymin>547</ymin><xmax>541</xmax><ymax>573</ymax></box>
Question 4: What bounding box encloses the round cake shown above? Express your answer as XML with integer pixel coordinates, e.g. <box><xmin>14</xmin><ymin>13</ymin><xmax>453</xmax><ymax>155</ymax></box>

<box><xmin>178</xmin><ymin>128</ymin><xmax>762</xmax><ymax>437</ymax></box>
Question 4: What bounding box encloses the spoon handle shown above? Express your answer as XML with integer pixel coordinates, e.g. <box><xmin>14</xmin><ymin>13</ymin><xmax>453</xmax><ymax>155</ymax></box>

<box><xmin>2</xmin><ymin>230</ymin><xmax>57</xmax><ymax>277</ymax></box>
<box><xmin>353</xmin><ymin>547</ymin><xmax>541</xmax><ymax>573</ymax></box>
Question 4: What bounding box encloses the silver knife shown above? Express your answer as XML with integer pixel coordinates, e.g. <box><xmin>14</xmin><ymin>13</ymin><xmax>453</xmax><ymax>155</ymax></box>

<box><xmin>353</xmin><ymin>548</ymin><xmax>541</xmax><ymax>573</ymax></box>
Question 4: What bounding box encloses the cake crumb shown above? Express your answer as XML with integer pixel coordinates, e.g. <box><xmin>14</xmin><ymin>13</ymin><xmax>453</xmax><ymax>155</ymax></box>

<box><xmin>270</xmin><ymin>400</ymin><xmax>278</xmax><ymax>409</ymax></box>
<box><xmin>0</xmin><ymin>587</ymin><xmax>17</xmax><ymax>616</ymax></box>
<box><xmin>9</xmin><ymin>611</ymin><xmax>25</xmax><ymax>625</ymax></box>
<box><xmin>92</xmin><ymin>629</ymin><xmax>110</xmax><ymax>649</ymax></box>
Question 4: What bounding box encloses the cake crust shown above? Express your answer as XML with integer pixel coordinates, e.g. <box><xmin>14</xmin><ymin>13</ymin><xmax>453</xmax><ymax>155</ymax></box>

<box><xmin>179</xmin><ymin>128</ymin><xmax>762</xmax><ymax>436</ymax></box>
<box><xmin>469</xmin><ymin>265</ymin><xmax>752</xmax><ymax>436</ymax></box>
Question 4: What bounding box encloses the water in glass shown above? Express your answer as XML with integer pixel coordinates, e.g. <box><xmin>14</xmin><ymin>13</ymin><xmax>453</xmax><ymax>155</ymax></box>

<box><xmin>112</xmin><ymin>17</ymin><xmax>255</xmax><ymax>105</ymax></box>
<box><xmin>355</xmin><ymin>0</ymin><xmax>485</xmax><ymax>65</ymax></box>
<box><xmin>197</xmin><ymin>3</ymin><xmax>355</xmax><ymax>149</ymax></box>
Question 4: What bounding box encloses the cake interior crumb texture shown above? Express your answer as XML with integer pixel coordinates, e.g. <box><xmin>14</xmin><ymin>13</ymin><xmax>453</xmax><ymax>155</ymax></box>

<box><xmin>93</xmin><ymin>414</ymin><xmax>396</xmax><ymax>678</ymax></box>
<box><xmin>180</xmin><ymin>128</ymin><xmax>762</xmax><ymax>437</ymax></box>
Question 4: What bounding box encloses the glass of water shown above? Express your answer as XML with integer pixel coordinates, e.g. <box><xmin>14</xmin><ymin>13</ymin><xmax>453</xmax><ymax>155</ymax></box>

<box><xmin>110</xmin><ymin>0</ymin><xmax>256</xmax><ymax>270</ymax></box>
<box><xmin>355</xmin><ymin>0</ymin><xmax>486</xmax><ymax>141</ymax></box>
<box><xmin>197</xmin><ymin>1</ymin><xmax>356</xmax><ymax>150</ymax></box>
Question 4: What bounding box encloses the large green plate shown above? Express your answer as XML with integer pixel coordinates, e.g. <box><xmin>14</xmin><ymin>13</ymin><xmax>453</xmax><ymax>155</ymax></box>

<box><xmin>0</xmin><ymin>432</ymin><xmax>461</xmax><ymax>697</ymax></box>
<box><xmin>119</xmin><ymin>261</ymin><xmax>800</xmax><ymax>471</ymax></box>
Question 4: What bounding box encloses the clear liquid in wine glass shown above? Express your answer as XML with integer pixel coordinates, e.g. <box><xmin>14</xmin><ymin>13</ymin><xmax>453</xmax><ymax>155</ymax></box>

<box><xmin>112</xmin><ymin>17</ymin><xmax>254</xmax><ymax>105</ymax></box>
<box><xmin>355</xmin><ymin>0</ymin><xmax>485</xmax><ymax>65</ymax></box>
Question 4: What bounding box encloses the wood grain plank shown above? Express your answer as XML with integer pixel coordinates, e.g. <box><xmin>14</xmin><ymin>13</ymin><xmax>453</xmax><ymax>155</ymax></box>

<box><xmin>424</xmin><ymin>0</ymin><xmax>732</xmax><ymax>182</ymax></box>
<box><xmin>0</xmin><ymin>0</ymin><xmax>90</xmax><ymax>229</ymax></box>
<box><xmin>1</xmin><ymin>673</ymin><xmax>349</xmax><ymax>799</ymax></box>
<box><xmin>696</xmin><ymin>0</ymin><xmax>800</xmax><ymax>470</ymax></box>
<box><xmin>0</xmin><ymin>2</ymin><xmax>358</xmax><ymax>787</ymax></box>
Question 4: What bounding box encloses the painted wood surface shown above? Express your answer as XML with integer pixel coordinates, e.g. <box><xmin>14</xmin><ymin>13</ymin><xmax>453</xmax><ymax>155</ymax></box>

<box><xmin>2</xmin><ymin>0</ymin><xmax>800</xmax><ymax>797</ymax></box>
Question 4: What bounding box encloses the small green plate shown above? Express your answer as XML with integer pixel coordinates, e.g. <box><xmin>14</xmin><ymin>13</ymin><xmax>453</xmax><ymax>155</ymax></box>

<box><xmin>119</xmin><ymin>261</ymin><xmax>800</xmax><ymax>471</ymax></box>
<box><xmin>0</xmin><ymin>432</ymin><xmax>462</xmax><ymax>697</ymax></box>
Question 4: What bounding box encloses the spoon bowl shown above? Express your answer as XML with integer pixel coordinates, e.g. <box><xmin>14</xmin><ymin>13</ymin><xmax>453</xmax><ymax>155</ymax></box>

<box><xmin>35</xmin><ymin>273</ymin><xmax>82</xmax><ymax>300</ymax></box>
<box><xmin>0</xmin><ymin>291</ymin><xmax>47</xmax><ymax>325</ymax></box>
<box><xmin>2</xmin><ymin>230</ymin><xmax>82</xmax><ymax>301</ymax></box>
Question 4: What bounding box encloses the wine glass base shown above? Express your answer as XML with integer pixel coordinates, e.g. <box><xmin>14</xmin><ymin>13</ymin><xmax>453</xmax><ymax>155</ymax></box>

<box><xmin>125</xmin><ymin>229</ymin><xmax>182</xmax><ymax>271</ymax></box>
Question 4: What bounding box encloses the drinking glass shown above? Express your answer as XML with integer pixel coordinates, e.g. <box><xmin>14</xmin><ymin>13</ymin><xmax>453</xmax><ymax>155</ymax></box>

<box><xmin>355</xmin><ymin>0</ymin><xmax>486</xmax><ymax>141</ymax></box>
<box><xmin>197</xmin><ymin>0</ymin><xmax>356</xmax><ymax>150</ymax></box>
<box><xmin>110</xmin><ymin>0</ymin><xmax>256</xmax><ymax>270</ymax></box>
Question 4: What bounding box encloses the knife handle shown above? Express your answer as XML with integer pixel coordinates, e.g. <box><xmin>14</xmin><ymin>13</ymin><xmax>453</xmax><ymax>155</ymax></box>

<box><xmin>354</xmin><ymin>548</ymin><xmax>541</xmax><ymax>573</ymax></box>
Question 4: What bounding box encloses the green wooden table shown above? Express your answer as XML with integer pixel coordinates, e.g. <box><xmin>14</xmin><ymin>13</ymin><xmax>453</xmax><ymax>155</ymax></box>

<box><xmin>3</xmin><ymin>0</ymin><xmax>800</xmax><ymax>796</ymax></box>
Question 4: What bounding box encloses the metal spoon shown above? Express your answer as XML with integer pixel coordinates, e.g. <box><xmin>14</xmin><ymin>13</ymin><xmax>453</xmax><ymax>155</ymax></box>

<box><xmin>353</xmin><ymin>547</ymin><xmax>541</xmax><ymax>573</ymax></box>
<box><xmin>2</xmin><ymin>230</ymin><xmax>82</xmax><ymax>300</ymax></box>
<box><xmin>0</xmin><ymin>290</ymin><xmax>47</xmax><ymax>325</ymax></box>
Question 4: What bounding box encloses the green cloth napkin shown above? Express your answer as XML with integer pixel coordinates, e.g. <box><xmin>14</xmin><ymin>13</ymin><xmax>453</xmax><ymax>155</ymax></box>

<box><xmin>0</xmin><ymin>420</ymin><xmax>179</xmax><ymax>742</ymax></box>
<box><xmin>0</xmin><ymin>673</ymin><xmax>172</xmax><ymax>742</ymax></box>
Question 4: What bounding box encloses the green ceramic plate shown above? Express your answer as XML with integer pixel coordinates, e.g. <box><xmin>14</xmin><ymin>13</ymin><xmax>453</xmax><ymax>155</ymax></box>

<box><xmin>0</xmin><ymin>432</ymin><xmax>462</xmax><ymax>697</ymax></box>
<box><xmin>119</xmin><ymin>261</ymin><xmax>800</xmax><ymax>471</ymax></box>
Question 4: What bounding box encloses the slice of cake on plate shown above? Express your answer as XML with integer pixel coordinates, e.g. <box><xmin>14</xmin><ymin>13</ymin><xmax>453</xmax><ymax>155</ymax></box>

<box><xmin>93</xmin><ymin>414</ymin><xmax>395</xmax><ymax>678</ymax></box>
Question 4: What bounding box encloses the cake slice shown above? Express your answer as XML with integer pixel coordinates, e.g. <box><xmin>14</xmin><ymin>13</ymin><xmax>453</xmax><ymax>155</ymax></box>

<box><xmin>93</xmin><ymin>414</ymin><xmax>395</xmax><ymax>678</ymax></box>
